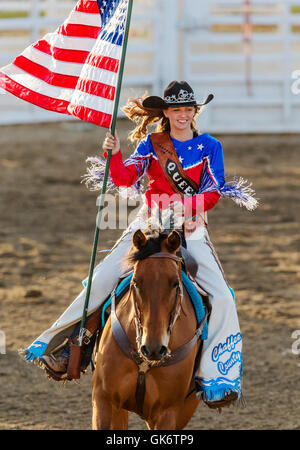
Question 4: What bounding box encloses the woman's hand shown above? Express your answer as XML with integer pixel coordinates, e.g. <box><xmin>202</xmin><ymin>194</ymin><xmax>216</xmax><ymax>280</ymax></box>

<box><xmin>102</xmin><ymin>131</ymin><xmax>120</xmax><ymax>155</ymax></box>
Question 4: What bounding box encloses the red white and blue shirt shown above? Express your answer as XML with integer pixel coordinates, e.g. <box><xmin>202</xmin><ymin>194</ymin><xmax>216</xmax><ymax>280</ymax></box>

<box><xmin>106</xmin><ymin>132</ymin><xmax>226</xmax><ymax>213</ymax></box>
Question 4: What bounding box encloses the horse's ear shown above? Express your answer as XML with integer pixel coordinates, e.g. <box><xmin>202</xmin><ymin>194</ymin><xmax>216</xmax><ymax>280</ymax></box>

<box><xmin>165</xmin><ymin>230</ymin><xmax>181</xmax><ymax>253</ymax></box>
<box><xmin>133</xmin><ymin>229</ymin><xmax>147</xmax><ymax>250</ymax></box>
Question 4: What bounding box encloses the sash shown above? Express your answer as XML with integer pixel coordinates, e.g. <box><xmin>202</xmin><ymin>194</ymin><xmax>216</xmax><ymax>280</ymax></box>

<box><xmin>150</xmin><ymin>132</ymin><xmax>199</xmax><ymax>198</ymax></box>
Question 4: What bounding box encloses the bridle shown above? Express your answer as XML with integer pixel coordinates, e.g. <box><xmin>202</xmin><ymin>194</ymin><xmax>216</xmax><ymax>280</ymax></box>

<box><xmin>109</xmin><ymin>251</ymin><xmax>208</xmax><ymax>419</ymax></box>
<box><xmin>132</xmin><ymin>252</ymin><xmax>184</xmax><ymax>360</ymax></box>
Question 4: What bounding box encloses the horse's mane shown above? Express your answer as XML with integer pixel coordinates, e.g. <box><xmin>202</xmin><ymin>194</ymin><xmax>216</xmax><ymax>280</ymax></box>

<box><xmin>127</xmin><ymin>229</ymin><xmax>169</xmax><ymax>266</ymax></box>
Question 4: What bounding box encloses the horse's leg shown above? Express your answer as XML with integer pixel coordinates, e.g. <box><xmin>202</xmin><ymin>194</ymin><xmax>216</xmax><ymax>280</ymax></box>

<box><xmin>175</xmin><ymin>394</ymin><xmax>199</xmax><ymax>430</ymax></box>
<box><xmin>146</xmin><ymin>409</ymin><xmax>177</xmax><ymax>430</ymax></box>
<box><xmin>92</xmin><ymin>395</ymin><xmax>129</xmax><ymax>430</ymax></box>
<box><xmin>146</xmin><ymin>393</ymin><xmax>199</xmax><ymax>430</ymax></box>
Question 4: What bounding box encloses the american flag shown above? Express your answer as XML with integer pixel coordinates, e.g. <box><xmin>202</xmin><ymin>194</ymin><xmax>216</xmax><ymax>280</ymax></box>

<box><xmin>0</xmin><ymin>0</ymin><xmax>130</xmax><ymax>128</ymax></box>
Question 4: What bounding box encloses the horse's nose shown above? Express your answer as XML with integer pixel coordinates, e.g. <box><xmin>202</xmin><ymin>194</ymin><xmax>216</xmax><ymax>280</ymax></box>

<box><xmin>141</xmin><ymin>345</ymin><xmax>150</xmax><ymax>357</ymax></box>
<box><xmin>159</xmin><ymin>345</ymin><xmax>168</xmax><ymax>357</ymax></box>
<box><xmin>141</xmin><ymin>344</ymin><xmax>168</xmax><ymax>360</ymax></box>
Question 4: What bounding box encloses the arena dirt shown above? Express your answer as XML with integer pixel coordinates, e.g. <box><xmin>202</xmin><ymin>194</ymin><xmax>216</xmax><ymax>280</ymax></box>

<box><xmin>0</xmin><ymin>121</ymin><xmax>299</xmax><ymax>430</ymax></box>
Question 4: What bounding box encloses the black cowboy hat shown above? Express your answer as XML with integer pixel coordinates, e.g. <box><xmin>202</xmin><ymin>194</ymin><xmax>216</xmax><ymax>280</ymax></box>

<box><xmin>142</xmin><ymin>80</ymin><xmax>214</xmax><ymax>109</ymax></box>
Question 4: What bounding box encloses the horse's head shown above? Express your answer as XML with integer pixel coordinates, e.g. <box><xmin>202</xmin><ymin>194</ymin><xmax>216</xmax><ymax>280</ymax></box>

<box><xmin>128</xmin><ymin>229</ymin><xmax>183</xmax><ymax>363</ymax></box>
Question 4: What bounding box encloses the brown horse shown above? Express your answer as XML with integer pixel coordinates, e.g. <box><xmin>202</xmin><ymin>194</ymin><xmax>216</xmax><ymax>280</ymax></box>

<box><xmin>91</xmin><ymin>228</ymin><xmax>206</xmax><ymax>430</ymax></box>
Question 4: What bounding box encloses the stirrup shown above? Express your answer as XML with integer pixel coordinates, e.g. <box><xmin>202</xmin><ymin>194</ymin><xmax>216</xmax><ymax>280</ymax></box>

<box><xmin>39</xmin><ymin>357</ymin><xmax>71</xmax><ymax>382</ymax></box>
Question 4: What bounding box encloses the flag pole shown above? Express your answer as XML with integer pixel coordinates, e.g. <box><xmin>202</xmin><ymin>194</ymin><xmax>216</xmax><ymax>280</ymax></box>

<box><xmin>78</xmin><ymin>0</ymin><xmax>134</xmax><ymax>346</ymax></box>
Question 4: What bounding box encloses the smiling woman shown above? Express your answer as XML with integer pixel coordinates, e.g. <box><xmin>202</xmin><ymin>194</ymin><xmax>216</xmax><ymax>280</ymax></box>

<box><xmin>120</xmin><ymin>80</ymin><xmax>210</xmax><ymax>144</ymax></box>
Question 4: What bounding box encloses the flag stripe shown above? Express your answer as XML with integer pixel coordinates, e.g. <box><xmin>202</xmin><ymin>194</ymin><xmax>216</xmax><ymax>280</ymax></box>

<box><xmin>87</xmin><ymin>53</ymin><xmax>119</xmax><ymax>72</ymax></box>
<box><xmin>68</xmin><ymin>103</ymin><xmax>112</xmax><ymax>128</ymax></box>
<box><xmin>14</xmin><ymin>55</ymin><xmax>80</xmax><ymax>90</ymax></box>
<box><xmin>21</xmin><ymin>45</ymin><xmax>85</xmax><ymax>77</ymax></box>
<box><xmin>76</xmin><ymin>78</ymin><xmax>116</xmax><ymax>100</ymax></box>
<box><xmin>75</xmin><ymin>1</ymin><xmax>101</xmax><ymax>14</ymax></box>
<box><xmin>12</xmin><ymin>56</ymin><xmax>116</xmax><ymax>101</ymax></box>
<box><xmin>0</xmin><ymin>72</ymin><xmax>71</xmax><ymax>114</ymax></box>
<box><xmin>57</xmin><ymin>23</ymin><xmax>101</xmax><ymax>39</ymax></box>
<box><xmin>69</xmin><ymin>89</ymin><xmax>114</xmax><ymax>114</ymax></box>
<box><xmin>33</xmin><ymin>40</ymin><xmax>90</xmax><ymax>64</ymax></box>
<box><xmin>64</xmin><ymin>10</ymin><xmax>102</xmax><ymax>27</ymax></box>
<box><xmin>1</xmin><ymin>63</ymin><xmax>115</xmax><ymax>115</ymax></box>
<box><xmin>43</xmin><ymin>32</ymin><xmax>97</xmax><ymax>52</ymax></box>
<box><xmin>1</xmin><ymin>64</ymin><xmax>74</xmax><ymax>102</ymax></box>
<box><xmin>1</xmin><ymin>65</ymin><xmax>115</xmax><ymax>116</ymax></box>
<box><xmin>73</xmin><ymin>62</ymin><xmax>118</xmax><ymax>87</ymax></box>
<box><xmin>33</xmin><ymin>40</ymin><xmax>119</xmax><ymax>73</ymax></box>
<box><xmin>42</xmin><ymin>34</ymin><xmax>123</xmax><ymax>60</ymax></box>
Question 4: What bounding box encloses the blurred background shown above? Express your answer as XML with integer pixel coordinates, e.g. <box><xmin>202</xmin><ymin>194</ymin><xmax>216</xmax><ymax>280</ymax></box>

<box><xmin>0</xmin><ymin>0</ymin><xmax>300</xmax><ymax>132</ymax></box>
<box><xmin>0</xmin><ymin>0</ymin><xmax>300</xmax><ymax>431</ymax></box>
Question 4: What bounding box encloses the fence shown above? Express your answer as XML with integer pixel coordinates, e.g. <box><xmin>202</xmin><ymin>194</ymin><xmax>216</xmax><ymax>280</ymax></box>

<box><xmin>179</xmin><ymin>0</ymin><xmax>300</xmax><ymax>133</ymax></box>
<box><xmin>0</xmin><ymin>0</ymin><xmax>300</xmax><ymax>133</ymax></box>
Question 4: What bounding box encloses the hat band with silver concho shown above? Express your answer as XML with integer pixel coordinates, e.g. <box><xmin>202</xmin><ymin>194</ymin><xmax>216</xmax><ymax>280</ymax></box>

<box><xmin>164</xmin><ymin>89</ymin><xmax>196</xmax><ymax>105</ymax></box>
<box><xmin>142</xmin><ymin>80</ymin><xmax>214</xmax><ymax>110</ymax></box>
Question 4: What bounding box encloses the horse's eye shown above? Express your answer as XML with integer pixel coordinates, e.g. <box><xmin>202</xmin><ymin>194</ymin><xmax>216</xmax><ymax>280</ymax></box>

<box><xmin>172</xmin><ymin>280</ymin><xmax>180</xmax><ymax>289</ymax></box>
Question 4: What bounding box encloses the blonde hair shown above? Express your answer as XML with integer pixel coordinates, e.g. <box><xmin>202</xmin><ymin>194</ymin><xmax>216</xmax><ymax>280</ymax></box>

<box><xmin>122</xmin><ymin>94</ymin><xmax>201</xmax><ymax>143</ymax></box>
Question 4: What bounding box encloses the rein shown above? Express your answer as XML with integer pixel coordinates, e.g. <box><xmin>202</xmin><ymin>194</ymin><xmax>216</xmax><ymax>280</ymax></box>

<box><xmin>110</xmin><ymin>251</ymin><xmax>208</xmax><ymax>419</ymax></box>
<box><xmin>133</xmin><ymin>252</ymin><xmax>184</xmax><ymax>351</ymax></box>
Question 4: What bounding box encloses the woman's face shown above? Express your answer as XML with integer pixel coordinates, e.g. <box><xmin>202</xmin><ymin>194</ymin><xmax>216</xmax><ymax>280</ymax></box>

<box><xmin>163</xmin><ymin>106</ymin><xmax>195</xmax><ymax>132</ymax></box>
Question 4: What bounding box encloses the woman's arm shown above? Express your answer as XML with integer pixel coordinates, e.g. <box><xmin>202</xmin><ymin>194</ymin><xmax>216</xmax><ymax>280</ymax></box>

<box><xmin>102</xmin><ymin>132</ymin><xmax>151</xmax><ymax>188</ymax></box>
<box><xmin>103</xmin><ymin>150</ymin><xmax>140</xmax><ymax>187</ymax></box>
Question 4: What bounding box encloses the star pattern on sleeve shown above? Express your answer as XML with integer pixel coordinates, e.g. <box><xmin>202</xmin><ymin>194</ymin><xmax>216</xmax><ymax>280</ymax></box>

<box><xmin>198</xmin><ymin>144</ymin><xmax>204</xmax><ymax>150</ymax></box>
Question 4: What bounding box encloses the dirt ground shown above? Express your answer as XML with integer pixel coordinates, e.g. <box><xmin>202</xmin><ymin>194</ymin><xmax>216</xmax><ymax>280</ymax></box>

<box><xmin>0</xmin><ymin>120</ymin><xmax>300</xmax><ymax>430</ymax></box>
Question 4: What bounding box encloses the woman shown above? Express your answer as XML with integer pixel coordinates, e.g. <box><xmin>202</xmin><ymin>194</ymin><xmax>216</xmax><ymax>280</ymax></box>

<box><xmin>22</xmin><ymin>81</ymin><xmax>257</xmax><ymax>410</ymax></box>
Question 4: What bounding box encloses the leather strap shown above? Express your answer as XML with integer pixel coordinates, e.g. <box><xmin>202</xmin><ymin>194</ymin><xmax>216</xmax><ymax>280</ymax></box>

<box><xmin>111</xmin><ymin>288</ymin><xmax>141</xmax><ymax>364</ymax></box>
<box><xmin>148</xmin><ymin>252</ymin><xmax>182</xmax><ymax>263</ymax></box>
<box><xmin>150</xmin><ymin>132</ymin><xmax>199</xmax><ymax>197</ymax></box>
<box><xmin>136</xmin><ymin>370</ymin><xmax>147</xmax><ymax>419</ymax></box>
<box><xmin>159</xmin><ymin>310</ymin><xmax>208</xmax><ymax>367</ymax></box>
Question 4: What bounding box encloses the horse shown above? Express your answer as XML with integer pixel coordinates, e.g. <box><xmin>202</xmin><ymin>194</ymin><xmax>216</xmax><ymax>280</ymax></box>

<box><xmin>91</xmin><ymin>228</ymin><xmax>207</xmax><ymax>430</ymax></box>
